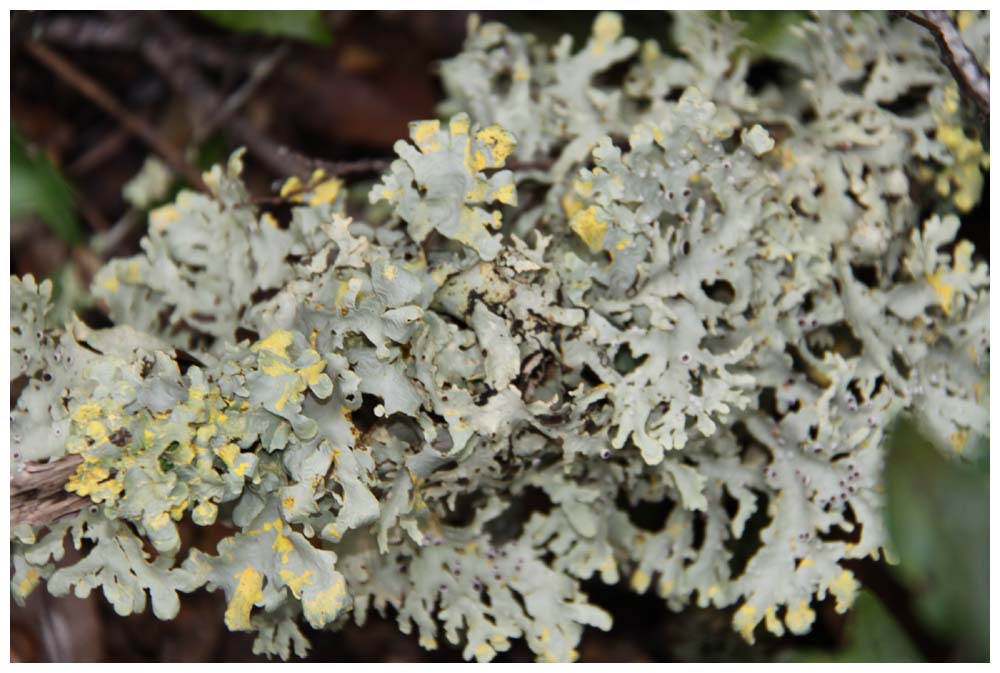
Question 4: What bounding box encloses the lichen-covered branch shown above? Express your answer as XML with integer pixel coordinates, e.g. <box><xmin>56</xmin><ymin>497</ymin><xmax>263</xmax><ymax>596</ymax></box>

<box><xmin>10</xmin><ymin>11</ymin><xmax>990</xmax><ymax>662</ymax></box>
<box><xmin>897</xmin><ymin>10</ymin><xmax>990</xmax><ymax>122</ymax></box>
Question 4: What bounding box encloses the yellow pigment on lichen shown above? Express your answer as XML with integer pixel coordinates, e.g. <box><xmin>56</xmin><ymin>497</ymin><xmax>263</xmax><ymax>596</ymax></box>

<box><xmin>570</xmin><ymin>206</ymin><xmax>608</xmax><ymax>252</ymax></box>
<box><xmin>225</xmin><ymin>567</ymin><xmax>264</xmax><ymax>631</ymax></box>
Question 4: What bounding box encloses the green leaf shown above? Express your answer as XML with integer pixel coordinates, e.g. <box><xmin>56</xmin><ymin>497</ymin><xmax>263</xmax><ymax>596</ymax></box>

<box><xmin>705</xmin><ymin>10</ymin><xmax>808</xmax><ymax>59</ymax></box>
<box><xmin>11</xmin><ymin>125</ymin><xmax>81</xmax><ymax>244</ymax></box>
<box><xmin>200</xmin><ymin>10</ymin><xmax>333</xmax><ymax>45</ymax></box>
<box><xmin>884</xmin><ymin>416</ymin><xmax>989</xmax><ymax>661</ymax></box>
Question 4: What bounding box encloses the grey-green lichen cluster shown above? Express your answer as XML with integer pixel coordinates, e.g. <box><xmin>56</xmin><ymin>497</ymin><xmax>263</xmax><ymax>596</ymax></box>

<box><xmin>10</xmin><ymin>11</ymin><xmax>990</xmax><ymax>661</ymax></box>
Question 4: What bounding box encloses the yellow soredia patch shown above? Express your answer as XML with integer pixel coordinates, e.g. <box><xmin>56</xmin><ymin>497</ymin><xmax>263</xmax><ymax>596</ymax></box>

<box><xmin>630</xmin><ymin>569</ymin><xmax>651</xmax><ymax>593</ymax></box>
<box><xmin>225</xmin><ymin>567</ymin><xmax>264</xmax><ymax>631</ymax></box>
<box><xmin>254</xmin><ymin>329</ymin><xmax>294</xmax><ymax>358</ymax></box>
<box><xmin>933</xmin><ymin>86</ymin><xmax>987</xmax><ymax>212</ymax></box>
<box><xmin>925</xmin><ymin>269</ymin><xmax>956</xmax><ymax>316</ymax></box>
<box><xmin>309</xmin><ymin>177</ymin><xmax>343</xmax><ymax>206</ymax></box>
<box><xmin>271</xmin><ymin>519</ymin><xmax>294</xmax><ymax>563</ymax></box>
<box><xmin>125</xmin><ymin>261</ymin><xmax>142</xmax><ymax>284</ymax></box>
<box><xmin>475</xmin><ymin>643</ymin><xmax>494</xmax><ymax>660</ymax></box>
<box><xmin>784</xmin><ymin>600</ymin><xmax>816</xmax><ymax>634</ymax></box>
<box><xmin>215</xmin><ymin>443</ymin><xmax>239</xmax><ymax>467</ymax></box>
<box><xmin>280</xmin><ymin>176</ymin><xmax>304</xmax><ymax>200</ymax></box>
<box><xmin>86</xmin><ymin>420</ymin><xmax>108</xmax><ymax>441</ymax></box>
<box><xmin>72</xmin><ymin>402</ymin><xmax>103</xmax><ymax>424</ymax></box>
<box><xmin>475</xmin><ymin>126</ymin><xmax>515</xmax><ymax>169</ymax></box>
<box><xmin>334</xmin><ymin>280</ymin><xmax>353</xmax><ymax>308</ymax></box>
<box><xmin>412</xmin><ymin>120</ymin><xmax>442</xmax><ymax>153</ymax></box>
<box><xmin>472</xmin><ymin>150</ymin><xmax>488</xmax><ymax>172</ymax></box>
<box><xmin>302</xmin><ymin>576</ymin><xmax>349</xmax><ymax>629</ymax></box>
<box><xmin>492</xmin><ymin>182</ymin><xmax>517</xmax><ymax>205</ymax></box>
<box><xmin>300</xmin><ymin>359</ymin><xmax>326</xmax><ymax>386</ymax></box>
<box><xmin>67</xmin><ymin>463</ymin><xmax>110</xmax><ymax>497</ymax></box>
<box><xmin>195</xmin><ymin>424</ymin><xmax>217</xmax><ymax>444</ymax></box>
<box><xmin>570</xmin><ymin>206</ymin><xmax>608</xmax><ymax>252</ymax></box>
<box><xmin>449</xmin><ymin>116</ymin><xmax>470</xmax><ymax>137</ymax></box>
<box><xmin>99</xmin><ymin>275</ymin><xmax>120</xmax><ymax>293</ymax></box>
<box><xmin>274</xmin><ymin>381</ymin><xmax>296</xmax><ymax>411</ymax></box>
<box><xmin>764</xmin><ymin>606</ymin><xmax>782</xmax><ymax>634</ymax></box>
<box><xmin>419</xmin><ymin>636</ymin><xmax>439</xmax><ymax>650</ymax></box>
<box><xmin>734</xmin><ymin>604</ymin><xmax>758</xmax><ymax>642</ymax></box>
<box><xmin>148</xmin><ymin>511</ymin><xmax>171</xmax><ymax>531</ymax></box>
<box><xmin>278</xmin><ymin>569</ymin><xmax>314</xmax><ymax>598</ymax></box>
<box><xmin>384</xmin><ymin>264</ymin><xmax>397</xmax><ymax>280</ymax></box>
<box><xmin>641</xmin><ymin>39</ymin><xmax>660</xmax><ymax>64</ymax></box>
<box><xmin>950</xmin><ymin>430</ymin><xmax>969</xmax><ymax>453</ymax></box>
<box><xmin>828</xmin><ymin>570</ymin><xmax>859</xmax><ymax>613</ymax></box>
<box><xmin>573</xmin><ymin>179</ymin><xmax>594</xmax><ymax>197</ymax></box>
<box><xmin>591</xmin><ymin>12</ymin><xmax>622</xmax><ymax>55</ymax></box>
<box><xmin>780</xmin><ymin>145</ymin><xmax>797</xmax><ymax>169</ymax></box>
<box><xmin>149</xmin><ymin>205</ymin><xmax>180</xmax><ymax>232</ymax></box>
<box><xmin>17</xmin><ymin>567</ymin><xmax>41</xmax><ymax>598</ymax></box>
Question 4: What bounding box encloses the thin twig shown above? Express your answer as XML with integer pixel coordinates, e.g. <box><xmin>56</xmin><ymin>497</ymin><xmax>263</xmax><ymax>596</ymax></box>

<box><xmin>277</xmin><ymin>151</ymin><xmax>555</xmax><ymax>181</ymax></box>
<box><xmin>24</xmin><ymin>40</ymin><xmax>207</xmax><ymax>191</ymax></box>
<box><xmin>896</xmin><ymin>10</ymin><xmax>989</xmax><ymax>121</ymax></box>
<box><xmin>74</xmin><ymin>196</ymin><xmax>110</xmax><ymax>232</ymax></box>
<box><xmin>140</xmin><ymin>30</ymin><xmax>305</xmax><ymax>178</ymax></box>
<box><xmin>90</xmin><ymin>209</ymin><xmax>143</xmax><ymax>259</ymax></box>
<box><xmin>68</xmin><ymin>126</ymin><xmax>131</xmax><ymax>175</ymax></box>
<box><xmin>195</xmin><ymin>43</ymin><xmax>291</xmax><ymax>144</ymax></box>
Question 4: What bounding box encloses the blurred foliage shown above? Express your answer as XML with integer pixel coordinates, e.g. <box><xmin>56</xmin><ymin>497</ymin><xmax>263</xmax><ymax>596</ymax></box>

<box><xmin>122</xmin><ymin>157</ymin><xmax>174</xmax><ymax>210</ymax></box>
<box><xmin>200</xmin><ymin>10</ymin><xmax>333</xmax><ymax>45</ymax></box>
<box><xmin>11</xmin><ymin>124</ymin><xmax>81</xmax><ymax>245</ymax></box>
<box><xmin>884</xmin><ymin>416</ymin><xmax>989</xmax><ymax>661</ymax></box>
<box><xmin>702</xmin><ymin>10</ymin><xmax>809</xmax><ymax>59</ymax></box>
<box><xmin>786</xmin><ymin>591</ymin><xmax>922</xmax><ymax>663</ymax></box>
<box><xmin>729</xmin><ymin>10</ymin><xmax>808</xmax><ymax>57</ymax></box>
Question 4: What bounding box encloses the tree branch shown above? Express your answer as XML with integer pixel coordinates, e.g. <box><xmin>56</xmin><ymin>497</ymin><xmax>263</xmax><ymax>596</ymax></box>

<box><xmin>11</xmin><ymin>455</ymin><xmax>88</xmax><ymax>528</ymax></box>
<box><xmin>897</xmin><ymin>10</ymin><xmax>989</xmax><ymax>121</ymax></box>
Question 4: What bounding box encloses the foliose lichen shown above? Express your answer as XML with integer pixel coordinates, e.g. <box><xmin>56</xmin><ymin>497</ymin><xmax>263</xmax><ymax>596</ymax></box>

<box><xmin>11</xmin><ymin>10</ymin><xmax>989</xmax><ymax>661</ymax></box>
